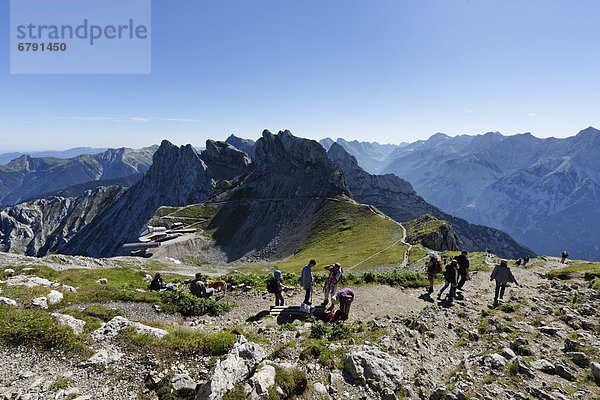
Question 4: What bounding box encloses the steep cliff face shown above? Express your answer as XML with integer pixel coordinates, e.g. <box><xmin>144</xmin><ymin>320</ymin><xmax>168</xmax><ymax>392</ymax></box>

<box><xmin>404</xmin><ymin>215</ymin><xmax>461</xmax><ymax>251</ymax></box>
<box><xmin>201</xmin><ymin>130</ymin><xmax>351</xmax><ymax>261</ymax></box>
<box><xmin>0</xmin><ymin>146</ymin><xmax>157</xmax><ymax>206</ymax></box>
<box><xmin>225</xmin><ymin>135</ymin><xmax>256</xmax><ymax>158</ymax></box>
<box><xmin>327</xmin><ymin>142</ymin><xmax>535</xmax><ymax>258</ymax></box>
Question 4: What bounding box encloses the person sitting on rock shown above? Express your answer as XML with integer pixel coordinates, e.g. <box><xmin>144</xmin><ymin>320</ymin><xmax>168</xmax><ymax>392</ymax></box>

<box><xmin>149</xmin><ymin>272</ymin><xmax>166</xmax><ymax>291</ymax></box>
<box><xmin>189</xmin><ymin>273</ymin><xmax>214</xmax><ymax>299</ymax></box>
<box><xmin>438</xmin><ymin>259</ymin><xmax>458</xmax><ymax>301</ymax></box>
<box><xmin>322</xmin><ymin>263</ymin><xmax>343</xmax><ymax>307</ymax></box>
<box><xmin>490</xmin><ymin>259</ymin><xmax>519</xmax><ymax>308</ymax></box>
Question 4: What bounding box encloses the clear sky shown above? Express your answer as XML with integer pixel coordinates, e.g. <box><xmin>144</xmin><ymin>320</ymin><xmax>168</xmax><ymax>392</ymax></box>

<box><xmin>2</xmin><ymin>0</ymin><xmax>600</xmax><ymax>151</ymax></box>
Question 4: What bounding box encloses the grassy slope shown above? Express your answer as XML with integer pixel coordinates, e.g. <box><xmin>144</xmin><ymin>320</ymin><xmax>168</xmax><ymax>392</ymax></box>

<box><xmin>275</xmin><ymin>201</ymin><xmax>407</xmax><ymax>273</ymax></box>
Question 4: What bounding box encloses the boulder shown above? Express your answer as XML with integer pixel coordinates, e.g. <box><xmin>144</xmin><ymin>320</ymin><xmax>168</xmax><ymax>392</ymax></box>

<box><xmin>170</xmin><ymin>374</ymin><xmax>197</xmax><ymax>394</ymax></box>
<box><xmin>3</xmin><ymin>268</ymin><xmax>15</xmax><ymax>276</ymax></box>
<box><xmin>31</xmin><ymin>296</ymin><xmax>48</xmax><ymax>309</ymax></box>
<box><xmin>344</xmin><ymin>345</ymin><xmax>403</xmax><ymax>391</ymax></box>
<box><xmin>0</xmin><ymin>297</ymin><xmax>17</xmax><ymax>306</ymax></box>
<box><xmin>555</xmin><ymin>363</ymin><xmax>576</xmax><ymax>381</ymax></box>
<box><xmin>196</xmin><ymin>335</ymin><xmax>267</xmax><ymax>400</ymax></box>
<box><xmin>95</xmin><ymin>278</ymin><xmax>108</xmax><ymax>284</ymax></box>
<box><xmin>530</xmin><ymin>359</ymin><xmax>555</xmax><ymax>374</ymax></box>
<box><xmin>313</xmin><ymin>382</ymin><xmax>330</xmax><ymax>399</ymax></box>
<box><xmin>91</xmin><ymin>316</ymin><xmax>168</xmax><ymax>341</ymax></box>
<box><xmin>52</xmin><ymin>313</ymin><xmax>86</xmax><ymax>335</ymax></box>
<box><xmin>590</xmin><ymin>362</ymin><xmax>600</xmax><ymax>382</ymax></box>
<box><xmin>47</xmin><ymin>290</ymin><xmax>64</xmax><ymax>305</ymax></box>
<box><xmin>86</xmin><ymin>347</ymin><xmax>123</xmax><ymax>364</ymax></box>
<box><xmin>565</xmin><ymin>352</ymin><xmax>589</xmax><ymax>368</ymax></box>
<box><xmin>250</xmin><ymin>364</ymin><xmax>276</xmax><ymax>398</ymax></box>
<box><xmin>501</xmin><ymin>348</ymin><xmax>516</xmax><ymax>360</ymax></box>
<box><xmin>484</xmin><ymin>354</ymin><xmax>506</xmax><ymax>369</ymax></box>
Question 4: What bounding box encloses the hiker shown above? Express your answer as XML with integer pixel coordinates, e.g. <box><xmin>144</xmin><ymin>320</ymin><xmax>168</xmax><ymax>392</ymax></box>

<box><xmin>300</xmin><ymin>259</ymin><xmax>316</xmax><ymax>311</ymax></box>
<box><xmin>270</xmin><ymin>270</ymin><xmax>291</xmax><ymax>306</ymax></box>
<box><xmin>515</xmin><ymin>258</ymin><xmax>522</xmax><ymax>267</ymax></box>
<box><xmin>189</xmin><ymin>273</ymin><xmax>214</xmax><ymax>299</ymax></box>
<box><xmin>486</xmin><ymin>249</ymin><xmax>492</xmax><ymax>258</ymax></box>
<box><xmin>425</xmin><ymin>252</ymin><xmax>440</xmax><ymax>294</ymax></box>
<box><xmin>438</xmin><ymin>259</ymin><xmax>459</xmax><ymax>301</ymax></box>
<box><xmin>561</xmin><ymin>251</ymin><xmax>569</xmax><ymax>264</ymax></box>
<box><xmin>454</xmin><ymin>250</ymin><xmax>470</xmax><ymax>290</ymax></box>
<box><xmin>490</xmin><ymin>259</ymin><xmax>519</xmax><ymax>308</ymax></box>
<box><xmin>329</xmin><ymin>288</ymin><xmax>354</xmax><ymax>323</ymax></box>
<box><xmin>322</xmin><ymin>263</ymin><xmax>343</xmax><ymax>307</ymax></box>
<box><xmin>523</xmin><ymin>255</ymin><xmax>530</xmax><ymax>266</ymax></box>
<box><xmin>150</xmin><ymin>272</ymin><xmax>166</xmax><ymax>291</ymax></box>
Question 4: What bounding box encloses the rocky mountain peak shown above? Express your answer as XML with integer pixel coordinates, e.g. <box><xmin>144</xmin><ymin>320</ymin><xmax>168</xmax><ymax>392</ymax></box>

<box><xmin>201</xmin><ymin>140</ymin><xmax>252</xmax><ymax>180</ymax></box>
<box><xmin>225</xmin><ymin>135</ymin><xmax>256</xmax><ymax>158</ymax></box>
<box><xmin>254</xmin><ymin>130</ymin><xmax>336</xmax><ymax>170</ymax></box>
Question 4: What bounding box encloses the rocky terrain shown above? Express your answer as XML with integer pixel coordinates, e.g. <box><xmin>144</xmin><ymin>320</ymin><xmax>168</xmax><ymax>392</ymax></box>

<box><xmin>0</xmin><ymin>252</ymin><xmax>599</xmax><ymax>400</ymax></box>
<box><xmin>0</xmin><ymin>146</ymin><xmax>157</xmax><ymax>206</ymax></box>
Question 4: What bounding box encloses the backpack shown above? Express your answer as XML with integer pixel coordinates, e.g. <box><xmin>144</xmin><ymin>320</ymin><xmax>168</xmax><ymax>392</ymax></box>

<box><xmin>267</xmin><ymin>277</ymin><xmax>279</xmax><ymax>294</ymax></box>
<box><xmin>433</xmin><ymin>261</ymin><xmax>442</xmax><ymax>274</ymax></box>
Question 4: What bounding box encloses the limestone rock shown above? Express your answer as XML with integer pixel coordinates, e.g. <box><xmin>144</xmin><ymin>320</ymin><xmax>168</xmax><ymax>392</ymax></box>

<box><xmin>344</xmin><ymin>345</ymin><xmax>403</xmax><ymax>391</ymax></box>
<box><xmin>196</xmin><ymin>335</ymin><xmax>267</xmax><ymax>400</ymax></box>
<box><xmin>250</xmin><ymin>364</ymin><xmax>275</xmax><ymax>398</ymax></box>
<box><xmin>530</xmin><ymin>359</ymin><xmax>555</xmax><ymax>374</ymax></box>
<box><xmin>91</xmin><ymin>316</ymin><xmax>168</xmax><ymax>341</ymax></box>
<box><xmin>47</xmin><ymin>290</ymin><xmax>64</xmax><ymax>305</ymax></box>
<box><xmin>0</xmin><ymin>297</ymin><xmax>17</xmax><ymax>306</ymax></box>
<box><xmin>170</xmin><ymin>374</ymin><xmax>197</xmax><ymax>394</ymax></box>
<box><xmin>30</xmin><ymin>296</ymin><xmax>48</xmax><ymax>309</ymax></box>
<box><xmin>566</xmin><ymin>352</ymin><xmax>589</xmax><ymax>368</ymax></box>
<box><xmin>590</xmin><ymin>362</ymin><xmax>600</xmax><ymax>381</ymax></box>
<box><xmin>52</xmin><ymin>313</ymin><xmax>86</xmax><ymax>335</ymax></box>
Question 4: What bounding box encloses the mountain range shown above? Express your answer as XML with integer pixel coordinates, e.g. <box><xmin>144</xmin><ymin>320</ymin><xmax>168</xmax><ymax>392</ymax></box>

<box><xmin>0</xmin><ymin>146</ymin><xmax>157</xmax><ymax>206</ymax></box>
<box><xmin>326</xmin><ymin>127</ymin><xmax>600</xmax><ymax>261</ymax></box>
<box><xmin>0</xmin><ymin>131</ymin><xmax>530</xmax><ymax>262</ymax></box>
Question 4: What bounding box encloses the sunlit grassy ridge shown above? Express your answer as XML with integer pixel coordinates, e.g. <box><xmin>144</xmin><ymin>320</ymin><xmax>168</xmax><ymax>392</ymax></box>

<box><xmin>275</xmin><ymin>201</ymin><xmax>407</xmax><ymax>273</ymax></box>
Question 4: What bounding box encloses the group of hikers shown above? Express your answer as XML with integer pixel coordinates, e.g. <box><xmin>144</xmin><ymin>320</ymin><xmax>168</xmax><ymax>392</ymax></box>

<box><xmin>269</xmin><ymin>259</ymin><xmax>354</xmax><ymax>323</ymax></box>
<box><xmin>425</xmin><ymin>250</ymin><xmax>519</xmax><ymax>308</ymax></box>
<box><xmin>149</xmin><ymin>248</ymin><xmax>533</xmax><ymax>320</ymax></box>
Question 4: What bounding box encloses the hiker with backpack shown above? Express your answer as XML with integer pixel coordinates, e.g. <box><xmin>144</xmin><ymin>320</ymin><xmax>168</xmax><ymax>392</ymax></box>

<box><xmin>425</xmin><ymin>252</ymin><xmax>441</xmax><ymax>294</ymax></box>
<box><xmin>268</xmin><ymin>270</ymin><xmax>291</xmax><ymax>306</ymax></box>
<box><xmin>438</xmin><ymin>259</ymin><xmax>459</xmax><ymax>301</ymax></box>
<box><xmin>322</xmin><ymin>263</ymin><xmax>343</xmax><ymax>307</ymax></box>
<box><xmin>561</xmin><ymin>251</ymin><xmax>569</xmax><ymax>263</ymax></box>
<box><xmin>490</xmin><ymin>259</ymin><xmax>519</xmax><ymax>308</ymax></box>
<box><xmin>522</xmin><ymin>255</ymin><xmax>530</xmax><ymax>266</ymax></box>
<box><xmin>328</xmin><ymin>288</ymin><xmax>354</xmax><ymax>323</ymax></box>
<box><xmin>300</xmin><ymin>259</ymin><xmax>316</xmax><ymax>311</ymax></box>
<box><xmin>454</xmin><ymin>250</ymin><xmax>470</xmax><ymax>291</ymax></box>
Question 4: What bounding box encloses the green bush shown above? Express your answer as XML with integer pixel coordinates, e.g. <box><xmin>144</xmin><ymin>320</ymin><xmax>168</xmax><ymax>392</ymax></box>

<box><xmin>131</xmin><ymin>327</ymin><xmax>236</xmax><ymax>356</ymax></box>
<box><xmin>0</xmin><ymin>305</ymin><xmax>89</xmax><ymax>355</ymax></box>
<box><xmin>310</xmin><ymin>320</ymin><xmax>330</xmax><ymax>339</ymax></box>
<box><xmin>159</xmin><ymin>291</ymin><xmax>235</xmax><ymax>316</ymax></box>
<box><xmin>329</xmin><ymin>322</ymin><xmax>353</xmax><ymax>340</ymax></box>
<box><xmin>222</xmin><ymin>385</ymin><xmax>247</xmax><ymax>400</ymax></box>
<box><xmin>274</xmin><ymin>366</ymin><xmax>307</xmax><ymax>398</ymax></box>
<box><xmin>279</xmin><ymin>323</ymin><xmax>297</xmax><ymax>332</ymax></box>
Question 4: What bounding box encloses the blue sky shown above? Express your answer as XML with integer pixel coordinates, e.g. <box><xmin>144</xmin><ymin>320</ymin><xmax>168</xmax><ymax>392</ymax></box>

<box><xmin>2</xmin><ymin>0</ymin><xmax>600</xmax><ymax>151</ymax></box>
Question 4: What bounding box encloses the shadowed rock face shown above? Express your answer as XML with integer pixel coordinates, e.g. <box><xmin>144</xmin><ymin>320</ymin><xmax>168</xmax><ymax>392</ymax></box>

<box><xmin>203</xmin><ymin>130</ymin><xmax>352</xmax><ymax>262</ymax></box>
<box><xmin>327</xmin><ymin>142</ymin><xmax>535</xmax><ymax>258</ymax></box>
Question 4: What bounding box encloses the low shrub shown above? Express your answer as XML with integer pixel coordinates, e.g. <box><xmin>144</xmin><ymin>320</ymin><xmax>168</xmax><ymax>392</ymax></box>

<box><xmin>310</xmin><ymin>320</ymin><xmax>329</xmax><ymax>339</ymax></box>
<box><xmin>159</xmin><ymin>291</ymin><xmax>235</xmax><ymax>316</ymax></box>
<box><xmin>274</xmin><ymin>366</ymin><xmax>307</xmax><ymax>398</ymax></box>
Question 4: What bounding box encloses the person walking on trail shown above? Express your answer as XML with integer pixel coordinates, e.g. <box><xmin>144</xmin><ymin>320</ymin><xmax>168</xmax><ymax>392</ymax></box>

<box><xmin>561</xmin><ymin>251</ymin><xmax>569</xmax><ymax>264</ymax></box>
<box><xmin>271</xmin><ymin>270</ymin><xmax>291</xmax><ymax>306</ymax></box>
<box><xmin>300</xmin><ymin>259</ymin><xmax>316</xmax><ymax>309</ymax></box>
<box><xmin>425</xmin><ymin>252</ymin><xmax>440</xmax><ymax>294</ymax></box>
<box><xmin>522</xmin><ymin>255</ymin><xmax>530</xmax><ymax>266</ymax></box>
<box><xmin>189</xmin><ymin>273</ymin><xmax>214</xmax><ymax>299</ymax></box>
<box><xmin>438</xmin><ymin>259</ymin><xmax>459</xmax><ymax>301</ymax></box>
<box><xmin>490</xmin><ymin>259</ymin><xmax>519</xmax><ymax>308</ymax></box>
<box><xmin>322</xmin><ymin>263</ymin><xmax>343</xmax><ymax>306</ymax></box>
<box><xmin>454</xmin><ymin>250</ymin><xmax>470</xmax><ymax>291</ymax></box>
